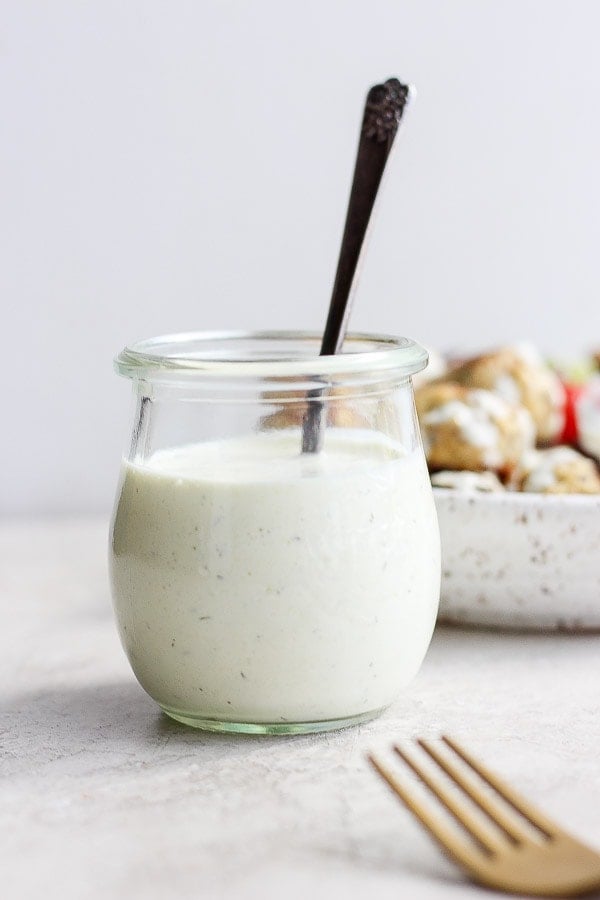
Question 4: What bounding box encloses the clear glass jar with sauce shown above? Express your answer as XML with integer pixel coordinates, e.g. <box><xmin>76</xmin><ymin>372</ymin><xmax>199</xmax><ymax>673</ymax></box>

<box><xmin>110</xmin><ymin>331</ymin><xmax>440</xmax><ymax>733</ymax></box>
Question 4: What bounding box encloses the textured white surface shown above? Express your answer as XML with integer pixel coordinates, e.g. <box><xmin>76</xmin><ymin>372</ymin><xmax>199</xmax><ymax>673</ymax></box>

<box><xmin>5</xmin><ymin>0</ymin><xmax>600</xmax><ymax>515</ymax></box>
<box><xmin>435</xmin><ymin>490</ymin><xmax>600</xmax><ymax>630</ymax></box>
<box><xmin>2</xmin><ymin>517</ymin><xmax>600</xmax><ymax>900</ymax></box>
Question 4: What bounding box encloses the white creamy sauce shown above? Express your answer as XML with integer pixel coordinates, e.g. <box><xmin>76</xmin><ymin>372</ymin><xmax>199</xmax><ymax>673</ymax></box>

<box><xmin>524</xmin><ymin>468</ymin><xmax>557</xmax><ymax>492</ymax></box>
<box><xmin>462</xmin><ymin>420</ymin><xmax>500</xmax><ymax>450</ymax></box>
<box><xmin>423</xmin><ymin>400</ymin><xmax>471</xmax><ymax>426</ymax></box>
<box><xmin>516</xmin><ymin>407</ymin><xmax>537</xmax><ymax>447</ymax></box>
<box><xmin>508</xmin><ymin>344</ymin><xmax>565</xmax><ymax>438</ymax></box>
<box><xmin>545</xmin><ymin>379</ymin><xmax>567</xmax><ymax>438</ymax></box>
<box><xmin>469</xmin><ymin>389</ymin><xmax>509</xmax><ymax>419</ymax></box>
<box><xmin>577</xmin><ymin>379</ymin><xmax>600</xmax><ymax>461</ymax></box>
<box><xmin>521</xmin><ymin>446</ymin><xmax>581</xmax><ymax>492</ymax></box>
<box><xmin>430</xmin><ymin>470</ymin><xmax>504</xmax><ymax>492</ymax></box>
<box><xmin>422</xmin><ymin>390</ymin><xmax>538</xmax><ymax>469</ymax></box>
<box><xmin>494</xmin><ymin>374</ymin><xmax>522</xmax><ymax>406</ymax></box>
<box><xmin>580</xmin><ymin>427</ymin><xmax>600</xmax><ymax>461</ymax></box>
<box><xmin>422</xmin><ymin>393</ymin><xmax>502</xmax><ymax>449</ymax></box>
<box><xmin>110</xmin><ymin>429</ymin><xmax>440</xmax><ymax>725</ymax></box>
<box><xmin>482</xmin><ymin>447</ymin><xmax>504</xmax><ymax>468</ymax></box>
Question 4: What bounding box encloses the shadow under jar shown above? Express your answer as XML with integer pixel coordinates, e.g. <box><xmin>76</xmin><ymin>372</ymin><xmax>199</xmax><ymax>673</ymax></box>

<box><xmin>110</xmin><ymin>331</ymin><xmax>441</xmax><ymax>734</ymax></box>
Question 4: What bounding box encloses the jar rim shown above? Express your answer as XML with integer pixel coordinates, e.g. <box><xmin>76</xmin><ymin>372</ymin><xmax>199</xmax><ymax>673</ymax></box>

<box><xmin>114</xmin><ymin>330</ymin><xmax>428</xmax><ymax>380</ymax></box>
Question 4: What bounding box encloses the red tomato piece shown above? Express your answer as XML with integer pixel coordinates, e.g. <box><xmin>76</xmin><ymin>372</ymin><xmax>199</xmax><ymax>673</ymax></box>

<box><xmin>560</xmin><ymin>382</ymin><xmax>584</xmax><ymax>444</ymax></box>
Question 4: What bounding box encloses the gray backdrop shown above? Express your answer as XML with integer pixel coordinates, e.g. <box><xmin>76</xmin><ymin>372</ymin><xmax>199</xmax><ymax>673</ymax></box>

<box><xmin>2</xmin><ymin>0</ymin><xmax>598</xmax><ymax>514</ymax></box>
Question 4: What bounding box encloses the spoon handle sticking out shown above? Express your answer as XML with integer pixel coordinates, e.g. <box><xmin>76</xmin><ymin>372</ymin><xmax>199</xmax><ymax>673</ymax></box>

<box><xmin>302</xmin><ymin>78</ymin><xmax>411</xmax><ymax>453</ymax></box>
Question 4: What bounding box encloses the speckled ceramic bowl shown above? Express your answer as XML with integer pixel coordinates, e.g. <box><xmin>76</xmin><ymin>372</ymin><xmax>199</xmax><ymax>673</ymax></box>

<box><xmin>434</xmin><ymin>489</ymin><xmax>600</xmax><ymax>631</ymax></box>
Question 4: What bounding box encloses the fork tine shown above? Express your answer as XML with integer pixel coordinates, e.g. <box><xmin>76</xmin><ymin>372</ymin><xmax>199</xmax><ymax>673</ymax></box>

<box><xmin>393</xmin><ymin>744</ymin><xmax>506</xmax><ymax>855</ymax></box>
<box><xmin>442</xmin><ymin>736</ymin><xmax>555</xmax><ymax>838</ymax></box>
<box><xmin>368</xmin><ymin>752</ymin><xmax>480</xmax><ymax>869</ymax></box>
<box><xmin>418</xmin><ymin>739</ymin><xmax>533</xmax><ymax>844</ymax></box>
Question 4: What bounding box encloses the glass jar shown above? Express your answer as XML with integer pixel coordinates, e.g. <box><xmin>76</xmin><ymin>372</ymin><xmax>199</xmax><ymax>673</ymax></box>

<box><xmin>110</xmin><ymin>331</ymin><xmax>440</xmax><ymax>734</ymax></box>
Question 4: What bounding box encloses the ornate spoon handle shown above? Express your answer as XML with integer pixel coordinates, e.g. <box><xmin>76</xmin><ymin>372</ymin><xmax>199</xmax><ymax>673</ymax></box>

<box><xmin>302</xmin><ymin>78</ymin><xmax>411</xmax><ymax>453</ymax></box>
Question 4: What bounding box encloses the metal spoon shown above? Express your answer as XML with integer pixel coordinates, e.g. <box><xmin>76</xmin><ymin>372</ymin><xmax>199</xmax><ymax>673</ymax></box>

<box><xmin>301</xmin><ymin>77</ymin><xmax>412</xmax><ymax>453</ymax></box>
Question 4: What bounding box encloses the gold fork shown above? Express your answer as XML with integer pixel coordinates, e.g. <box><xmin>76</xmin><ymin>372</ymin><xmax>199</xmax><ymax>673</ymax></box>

<box><xmin>369</xmin><ymin>736</ymin><xmax>600</xmax><ymax>897</ymax></box>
